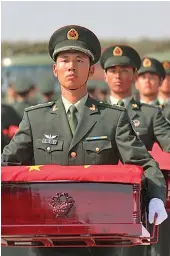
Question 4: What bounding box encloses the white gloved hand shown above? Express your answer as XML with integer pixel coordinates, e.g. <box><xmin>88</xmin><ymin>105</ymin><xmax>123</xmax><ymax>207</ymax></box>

<box><xmin>149</xmin><ymin>198</ymin><xmax>168</xmax><ymax>225</ymax></box>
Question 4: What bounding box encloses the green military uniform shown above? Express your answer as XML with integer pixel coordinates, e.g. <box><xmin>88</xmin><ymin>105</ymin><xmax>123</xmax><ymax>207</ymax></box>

<box><xmin>107</xmin><ymin>97</ymin><xmax>170</xmax><ymax>152</ymax></box>
<box><xmin>160</xmin><ymin>61</ymin><xmax>170</xmax><ymax>122</ymax></box>
<box><xmin>100</xmin><ymin>46</ymin><xmax>170</xmax><ymax>256</ymax></box>
<box><xmin>138</xmin><ymin>58</ymin><xmax>170</xmax><ymax>124</ymax></box>
<box><xmin>2</xmin><ymin>25</ymin><xmax>166</xmax><ymax>256</ymax></box>
<box><xmin>163</xmin><ymin>104</ymin><xmax>170</xmax><ymax>121</ymax></box>
<box><xmin>12</xmin><ymin>77</ymin><xmax>33</xmax><ymax>119</ymax></box>
<box><xmin>100</xmin><ymin>46</ymin><xmax>170</xmax><ymax>152</ymax></box>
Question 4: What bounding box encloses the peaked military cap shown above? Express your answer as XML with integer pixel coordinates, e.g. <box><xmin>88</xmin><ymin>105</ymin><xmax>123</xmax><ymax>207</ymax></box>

<box><xmin>14</xmin><ymin>77</ymin><xmax>34</xmax><ymax>93</ymax></box>
<box><xmin>100</xmin><ymin>45</ymin><xmax>141</xmax><ymax>70</ymax></box>
<box><xmin>138</xmin><ymin>57</ymin><xmax>166</xmax><ymax>80</ymax></box>
<box><xmin>162</xmin><ymin>60</ymin><xmax>170</xmax><ymax>75</ymax></box>
<box><xmin>49</xmin><ymin>25</ymin><xmax>101</xmax><ymax>64</ymax></box>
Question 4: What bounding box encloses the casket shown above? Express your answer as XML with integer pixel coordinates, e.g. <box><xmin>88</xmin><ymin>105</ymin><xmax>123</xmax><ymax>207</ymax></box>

<box><xmin>1</xmin><ymin>165</ymin><xmax>157</xmax><ymax>247</ymax></box>
<box><xmin>150</xmin><ymin>144</ymin><xmax>170</xmax><ymax>211</ymax></box>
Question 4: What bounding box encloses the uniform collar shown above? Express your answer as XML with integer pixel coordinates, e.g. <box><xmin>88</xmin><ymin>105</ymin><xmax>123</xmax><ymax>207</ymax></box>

<box><xmin>140</xmin><ymin>99</ymin><xmax>158</xmax><ymax>106</ymax></box>
<box><xmin>158</xmin><ymin>97</ymin><xmax>170</xmax><ymax>105</ymax></box>
<box><xmin>62</xmin><ymin>94</ymin><xmax>88</xmax><ymax>114</ymax></box>
<box><xmin>109</xmin><ymin>95</ymin><xmax>133</xmax><ymax>108</ymax></box>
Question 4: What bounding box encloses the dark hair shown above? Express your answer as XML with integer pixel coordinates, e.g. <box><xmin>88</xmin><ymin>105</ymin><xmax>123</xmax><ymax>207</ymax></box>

<box><xmin>43</xmin><ymin>92</ymin><xmax>54</xmax><ymax>97</ymax></box>
<box><xmin>17</xmin><ymin>90</ymin><xmax>30</xmax><ymax>97</ymax></box>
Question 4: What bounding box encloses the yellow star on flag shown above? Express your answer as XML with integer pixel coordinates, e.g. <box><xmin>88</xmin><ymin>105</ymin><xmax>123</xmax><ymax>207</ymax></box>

<box><xmin>84</xmin><ymin>165</ymin><xmax>91</xmax><ymax>168</ymax></box>
<box><xmin>28</xmin><ymin>165</ymin><xmax>43</xmax><ymax>172</ymax></box>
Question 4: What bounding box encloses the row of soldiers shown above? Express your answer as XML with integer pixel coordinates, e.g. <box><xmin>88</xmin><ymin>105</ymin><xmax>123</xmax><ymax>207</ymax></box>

<box><xmin>1</xmin><ymin>24</ymin><xmax>170</xmax><ymax>256</ymax></box>
<box><xmin>89</xmin><ymin>57</ymin><xmax>170</xmax><ymax>122</ymax></box>
<box><xmin>2</xmin><ymin>58</ymin><xmax>170</xmax><ymax>153</ymax></box>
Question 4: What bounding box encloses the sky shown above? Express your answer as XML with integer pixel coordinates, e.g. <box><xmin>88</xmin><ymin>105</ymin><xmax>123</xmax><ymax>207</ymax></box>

<box><xmin>1</xmin><ymin>1</ymin><xmax>170</xmax><ymax>41</ymax></box>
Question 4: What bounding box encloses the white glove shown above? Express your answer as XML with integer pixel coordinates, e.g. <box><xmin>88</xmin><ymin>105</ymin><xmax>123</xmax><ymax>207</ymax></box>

<box><xmin>149</xmin><ymin>198</ymin><xmax>168</xmax><ymax>225</ymax></box>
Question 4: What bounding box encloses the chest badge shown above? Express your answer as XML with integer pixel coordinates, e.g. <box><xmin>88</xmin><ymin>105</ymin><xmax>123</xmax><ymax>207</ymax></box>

<box><xmin>42</xmin><ymin>134</ymin><xmax>58</xmax><ymax>144</ymax></box>
<box><xmin>133</xmin><ymin>120</ymin><xmax>140</xmax><ymax>127</ymax></box>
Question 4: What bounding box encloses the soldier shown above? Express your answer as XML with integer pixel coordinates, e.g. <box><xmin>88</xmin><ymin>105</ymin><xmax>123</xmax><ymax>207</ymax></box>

<box><xmin>2</xmin><ymin>25</ymin><xmax>168</xmax><ymax>256</ymax></box>
<box><xmin>87</xmin><ymin>82</ymin><xmax>109</xmax><ymax>101</ymax></box>
<box><xmin>97</xmin><ymin>81</ymin><xmax>110</xmax><ymax>102</ymax></box>
<box><xmin>100</xmin><ymin>45</ymin><xmax>170</xmax><ymax>152</ymax></box>
<box><xmin>136</xmin><ymin>58</ymin><xmax>170</xmax><ymax>125</ymax></box>
<box><xmin>135</xmin><ymin>57</ymin><xmax>165</xmax><ymax>107</ymax></box>
<box><xmin>87</xmin><ymin>82</ymin><xmax>99</xmax><ymax>99</ymax></box>
<box><xmin>159</xmin><ymin>61</ymin><xmax>170</xmax><ymax>121</ymax></box>
<box><xmin>39</xmin><ymin>77</ymin><xmax>56</xmax><ymax>103</ymax></box>
<box><xmin>158</xmin><ymin>61</ymin><xmax>170</xmax><ymax>105</ymax></box>
<box><xmin>28</xmin><ymin>82</ymin><xmax>39</xmax><ymax>105</ymax></box>
<box><xmin>12</xmin><ymin>77</ymin><xmax>33</xmax><ymax>118</ymax></box>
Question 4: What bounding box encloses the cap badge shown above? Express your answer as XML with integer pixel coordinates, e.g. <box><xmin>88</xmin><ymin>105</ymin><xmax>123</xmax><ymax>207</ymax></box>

<box><xmin>113</xmin><ymin>46</ymin><xmax>123</xmax><ymax>56</ymax></box>
<box><xmin>143</xmin><ymin>58</ymin><xmax>151</xmax><ymax>67</ymax></box>
<box><xmin>162</xmin><ymin>61</ymin><xmax>170</xmax><ymax>70</ymax></box>
<box><xmin>67</xmin><ymin>28</ymin><xmax>79</xmax><ymax>40</ymax></box>
<box><xmin>133</xmin><ymin>119</ymin><xmax>140</xmax><ymax>127</ymax></box>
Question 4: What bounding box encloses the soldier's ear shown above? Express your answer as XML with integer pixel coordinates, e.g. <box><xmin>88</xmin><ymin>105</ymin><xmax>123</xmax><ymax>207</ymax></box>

<box><xmin>104</xmin><ymin>70</ymin><xmax>108</xmax><ymax>83</ymax></box>
<box><xmin>133</xmin><ymin>70</ymin><xmax>138</xmax><ymax>82</ymax></box>
<box><xmin>159</xmin><ymin>78</ymin><xmax>163</xmax><ymax>87</ymax></box>
<box><xmin>134</xmin><ymin>71</ymin><xmax>139</xmax><ymax>89</ymax></box>
<box><xmin>89</xmin><ymin>65</ymin><xmax>95</xmax><ymax>77</ymax></box>
<box><xmin>53</xmin><ymin>64</ymin><xmax>58</xmax><ymax>78</ymax></box>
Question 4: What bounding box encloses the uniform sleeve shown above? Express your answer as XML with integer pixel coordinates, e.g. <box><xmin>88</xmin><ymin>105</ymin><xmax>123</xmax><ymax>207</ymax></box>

<box><xmin>115</xmin><ymin>109</ymin><xmax>166</xmax><ymax>203</ymax></box>
<box><xmin>153</xmin><ymin>109</ymin><xmax>170</xmax><ymax>152</ymax></box>
<box><xmin>1</xmin><ymin>111</ymin><xmax>34</xmax><ymax>166</ymax></box>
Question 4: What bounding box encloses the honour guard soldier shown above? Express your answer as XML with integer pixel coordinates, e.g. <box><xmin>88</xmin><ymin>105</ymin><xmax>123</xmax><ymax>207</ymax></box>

<box><xmin>135</xmin><ymin>57</ymin><xmax>165</xmax><ymax>107</ymax></box>
<box><xmin>158</xmin><ymin>61</ymin><xmax>170</xmax><ymax>106</ymax></box>
<box><xmin>2</xmin><ymin>25</ymin><xmax>168</xmax><ymax>256</ymax></box>
<box><xmin>12</xmin><ymin>77</ymin><xmax>34</xmax><ymax>118</ymax></box>
<box><xmin>100</xmin><ymin>45</ymin><xmax>170</xmax><ymax>152</ymax></box>
<box><xmin>159</xmin><ymin>61</ymin><xmax>170</xmax><ymax>121</ymax></box>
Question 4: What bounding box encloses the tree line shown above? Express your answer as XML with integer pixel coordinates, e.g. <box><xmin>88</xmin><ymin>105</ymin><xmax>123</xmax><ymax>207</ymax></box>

<box><xmin>2</xmin><ymin>38</ymin><xmax>170</xmax><ymax>58</ymax></box>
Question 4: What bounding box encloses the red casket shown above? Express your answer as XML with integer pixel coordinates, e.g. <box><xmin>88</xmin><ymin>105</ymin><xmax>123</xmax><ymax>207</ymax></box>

<box><xmin>1</xmin><ymin>164</ymin><xmax>157</xmax><ymax>248</ymax></box>
<box><xmin>150</xmin><ymin>144</ymin><xmax>170</xmax><ymax>211</ymax></box>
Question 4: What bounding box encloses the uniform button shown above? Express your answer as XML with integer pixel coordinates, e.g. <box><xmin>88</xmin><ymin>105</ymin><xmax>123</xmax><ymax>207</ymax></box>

<box><xmin>47</xmin><ymin>146</ymin><xmax>51</xmax><ymax>152</ymax></box>
<box><xmin>95</xmin><ymin>147</ymin><xmax>100</xmax><ymax>153</ymax></box>
<box><xmin>71</xmin><ymin>152</ymin><xmax>77</xmax><ymax>158</ymax></box>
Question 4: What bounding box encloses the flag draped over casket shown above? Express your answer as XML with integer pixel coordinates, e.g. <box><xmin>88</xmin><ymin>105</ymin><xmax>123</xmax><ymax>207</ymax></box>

<box><xmin>1</xmin><ymin>164</ymin><xmax>143</xmax><ymax>183</ymax></box>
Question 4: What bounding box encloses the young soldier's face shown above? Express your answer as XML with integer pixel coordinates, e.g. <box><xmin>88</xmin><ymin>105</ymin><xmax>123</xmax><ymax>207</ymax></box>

<box><xmin>53</xmin><ymin>51</ymin><xmax>94</xmax><ymax>90</ymax></box>
<box><xmin>159</xmin><ymin>75</ymin><xmax>170</xmax><ymax>94</ymax></box>
<box><xmin>104</xmin><ymin>66</ymin><xmax>135</xmax><ymax>94</ymax></box>
<box><xmin>136</xmin><ymin>72</ymin><xmax>161</xmax><ymax>97</ymax></box>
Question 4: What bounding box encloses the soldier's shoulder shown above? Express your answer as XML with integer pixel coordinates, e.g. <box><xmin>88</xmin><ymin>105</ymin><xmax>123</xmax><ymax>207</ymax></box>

<box><xmin>141</xmin><ymin>103</ymin><xmax>160</xmax><ymax>111</ymax></box>
<box><xmin>96</xmin><ymin>100</ymin><xmax>125</xmax><ymax>111</ymax></box>
<box><xmin>25</xmin><ymin>101</ymin><xmax>55</xmax><ymax>112</ymax></box>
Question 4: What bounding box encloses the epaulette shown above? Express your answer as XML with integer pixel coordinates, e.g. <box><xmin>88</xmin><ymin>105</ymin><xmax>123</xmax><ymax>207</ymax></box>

<box><xmin>96</xmin><ymin>101</ymin><xmax>125</xmax><ymax>111</ymax></box>
<box><xmin>141</xmin><ymin>103</ymin><xmax>160</xmax><ymax>109</ymax></box>
<box><xmin>25</xmin><ymin>101</ymin><xmax>54</xmax><ymax>112</ymax></box>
